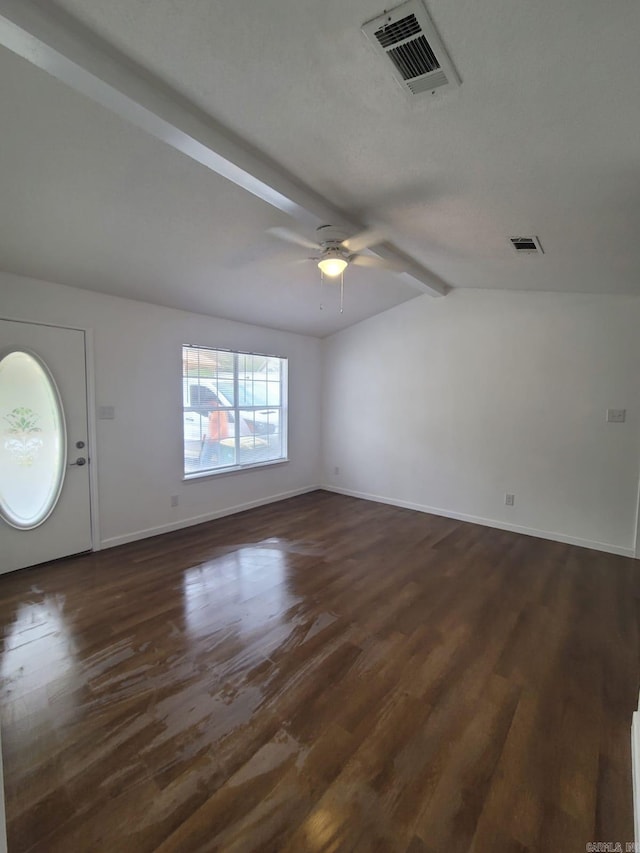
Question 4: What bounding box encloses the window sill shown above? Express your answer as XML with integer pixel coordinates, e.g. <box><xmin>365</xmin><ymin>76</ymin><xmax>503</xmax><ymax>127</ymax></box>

<box><xmin>183</xmin><ymin>457</ymin><xmax>289</xmax><ymax>482</ymax></box>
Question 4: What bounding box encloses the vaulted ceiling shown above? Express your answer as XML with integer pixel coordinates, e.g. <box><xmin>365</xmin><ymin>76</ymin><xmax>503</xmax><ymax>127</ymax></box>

<box><xmin>1</xmin><ymin>0</ymin><xmax>639</xmax><ymax>336</ymax></box>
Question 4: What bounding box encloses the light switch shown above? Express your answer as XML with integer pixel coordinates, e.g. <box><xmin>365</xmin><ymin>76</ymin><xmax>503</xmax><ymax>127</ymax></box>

<box><xmin>606</xmin><ymin>409</ymin><xmax>626</xmax><ymax>423</ymax></box>
<box><xmin>98</xmin><ymin>405</ymin><xmax>115</xmax><ymax>420</ymax></box>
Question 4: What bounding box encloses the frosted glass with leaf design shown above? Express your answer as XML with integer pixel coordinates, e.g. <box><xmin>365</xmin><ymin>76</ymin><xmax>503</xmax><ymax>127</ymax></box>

<box><xmin>0</xmin><ymin>350</ymin><xmax>67</xmax><ymax>529</ymax></box>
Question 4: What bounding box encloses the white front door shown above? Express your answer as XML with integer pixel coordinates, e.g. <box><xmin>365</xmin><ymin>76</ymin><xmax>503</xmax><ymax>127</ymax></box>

<box><xmin>0</xmin><ymin>320</ymin><xmax>92</xmax><ymax>573</ymax></box>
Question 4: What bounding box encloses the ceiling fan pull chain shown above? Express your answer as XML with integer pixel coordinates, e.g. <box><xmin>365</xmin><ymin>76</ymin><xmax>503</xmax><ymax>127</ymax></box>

<box><xmin>320</xmin><ymin>269</ymin><xmax>324</xmax><ymax>311</ymax></box>
<box><xmin>340</xmin><ymin>270</ymin><xmax>344</xmax><ymax>313</ymax></box>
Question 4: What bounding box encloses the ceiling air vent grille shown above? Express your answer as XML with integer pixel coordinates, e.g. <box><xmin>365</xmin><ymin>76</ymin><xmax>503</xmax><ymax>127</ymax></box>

<box><xmin>510</xmin><ymin>236</ymin><xmax>544</xmax><ymax>255</ymax></box>
<box><xmin>362</xmin><ymin>0</ymin><xmax>460</xmax><ymax>98</ymax></box>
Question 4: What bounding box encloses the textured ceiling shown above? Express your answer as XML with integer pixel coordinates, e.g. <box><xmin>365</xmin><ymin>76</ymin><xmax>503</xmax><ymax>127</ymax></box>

<box><xmin>2</xmin><ymin>0</ymin><xmax>640</xmax><ymax>336</ymax></box>
<box><xmin>0</xmin><ymin>48</ymin><xmax>419</xmax><ymax>336</ymax></box>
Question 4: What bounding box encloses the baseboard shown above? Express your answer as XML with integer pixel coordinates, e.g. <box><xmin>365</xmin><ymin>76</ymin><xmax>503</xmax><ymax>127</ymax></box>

<box><xmin>0</xmin><ymin>726</ymin><xmax>6</xmax><ymax>853</ymax></box>
<box><xmin>100</xmin><ymin>485</ymin><xmax>320</xmax><ymax>549</ymax></box>
<box><xmin>633</xmin><ymin>695</ymin><xmax>640</xmax><ymax>846</ymax></box>
<box><xmin>321</xmin><ymin>485</ymin><xmax>636</xmax><ymax>558</ymax></box>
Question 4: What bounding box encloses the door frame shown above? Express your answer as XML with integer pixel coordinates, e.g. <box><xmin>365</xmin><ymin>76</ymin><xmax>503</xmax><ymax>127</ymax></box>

<box><xmin>0</xmin><ymin>316</ymin><xmax>101</xmax><ymax>553</ymax></box>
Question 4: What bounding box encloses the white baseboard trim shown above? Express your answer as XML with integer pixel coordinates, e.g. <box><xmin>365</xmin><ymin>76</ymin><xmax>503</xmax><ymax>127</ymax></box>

<box><xmin>0</xmin><ymin>726</ymin><xmax>6</xmax><ymax>853</ymax></box>
<box><xmin>100</xmin><ymin>485</ymin><xmax>320</xmax><ymax>549</ymax></box>
<box><xmin>633</xmin><ymin>697</ymin><xmax>640</xmax><ymax>846</ymax></box>
<box><xmin>321</xmin><ymin>485</ymin><xmax>636</xmax><ymax>558</ymax></box>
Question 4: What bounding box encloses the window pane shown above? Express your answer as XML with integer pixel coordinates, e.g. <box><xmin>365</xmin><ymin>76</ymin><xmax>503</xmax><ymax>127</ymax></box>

<box><xmin>251</xmin><ymin>381</ymin><xmax>267</xmax><ymax>407</ymax></box>
<box><xmin>246</xmin><ymin>354</ymin><xmax>263</xmax><ymax>374</ymax></box>
<box><xmin>266</xmin><ymin>356</ymin><xmax>280</xmax><ymax>376</ymax></box>
<box><xmin>238</xmin><ymin>435</ymin><xmax>271</xmax><ymax>466</ymax></box>
<box><xmin>0</xmin><ymin>351</ymin><xmax>67</xmax><ymax>529</ymax></box>
<box><xmin>265</xmin><ymin>426</ymin><xmax>282</xmax><ymax>460</ymax></box>
<box><xmin>267</xmin><ymin>382</ymin><xmax>281</xmax><ymax>406</ymax></box>
<box><xmin>239</xmin><ymin>379</ymin><xmax>249</xmax><ymax>407</ymax></box>
<box><xmin>216</xmin><ymin>351</ymin><xmax>234</xmax><ymax>374</ymax></box>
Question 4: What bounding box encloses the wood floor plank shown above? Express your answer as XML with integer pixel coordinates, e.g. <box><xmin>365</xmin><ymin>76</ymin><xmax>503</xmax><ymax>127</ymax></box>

<box><xmin>0</xmin><ymin>490</ymin><xmax>638</xmax><ymax>852</ymax></box>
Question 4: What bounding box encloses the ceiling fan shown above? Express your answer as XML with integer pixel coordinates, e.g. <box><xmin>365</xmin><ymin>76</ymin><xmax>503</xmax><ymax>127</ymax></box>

<box><xmin>267</xmin><ymin>224</ymin><xmax>407</xmax><ymax>312</ymax></box>
<box><xmin>269</xmin><ymin>224</ymin><xmax>406</xmax><ymax>277</ymax></box>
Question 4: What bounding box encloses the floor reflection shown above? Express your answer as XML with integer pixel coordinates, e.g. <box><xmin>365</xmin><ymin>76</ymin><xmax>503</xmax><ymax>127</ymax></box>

<box><xmin>183</xmin><ymin>543</ymin><xmax>297</xmax><ymax>642</ymax></box>
<box><xmin>1</xmin><ymin>594</ymin><xmax>78</xmax><ymax>724</ymax></box>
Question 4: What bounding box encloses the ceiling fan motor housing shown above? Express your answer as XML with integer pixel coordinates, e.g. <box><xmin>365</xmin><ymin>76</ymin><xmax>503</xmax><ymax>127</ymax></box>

<box><xmin>317</xmin><ymin>224</ymin><xmax>347</xmax><ymax>244</ymax></box>
<box><xmin>321</xmin><ymin>245</ymin><xmax>349</xmax><ymax>261</ymax></box>
<box><xmin>316</xmin><ymin>225</ymin><xmax>350</xmax><ymax>261</ymax></box>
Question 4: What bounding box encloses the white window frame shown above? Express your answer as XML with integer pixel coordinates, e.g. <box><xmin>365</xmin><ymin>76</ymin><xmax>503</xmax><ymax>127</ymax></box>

<box><xmin>182</xmin><ymin>344</ymin><xmax>288</xmax><ymax>480</ymax></box>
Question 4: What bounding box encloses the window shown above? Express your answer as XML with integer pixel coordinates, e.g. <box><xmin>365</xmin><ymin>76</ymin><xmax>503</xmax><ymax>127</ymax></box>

<box><xmin>0</xmin><ymin>350</ymin><xmax>67</xmax><ymax>529</ymax></box>
<box><xmin>182</xmin><ymin>345</ymin><xmax>287</xmax><ymax>477</ymax></box>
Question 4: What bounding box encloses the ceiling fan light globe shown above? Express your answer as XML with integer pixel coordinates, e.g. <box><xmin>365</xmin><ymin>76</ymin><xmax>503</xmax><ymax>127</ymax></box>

<box><xmin>318</xmin><ymin>257</ymin><xmax>348</xmax><ymax>277</ymax></box>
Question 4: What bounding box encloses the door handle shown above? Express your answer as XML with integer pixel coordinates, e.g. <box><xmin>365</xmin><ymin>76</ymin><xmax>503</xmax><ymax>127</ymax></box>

<box><xmin>69</xmin><ymin>457</ymin><xmax>87</xmax><ymax>467</ymax></box>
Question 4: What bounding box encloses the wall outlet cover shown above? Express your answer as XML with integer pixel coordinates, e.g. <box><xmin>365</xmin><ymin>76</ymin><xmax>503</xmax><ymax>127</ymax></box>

<box><xmin>606</xmin><ymin>409</ymin><xmax>626</xmax><ymax>423</ymax></box>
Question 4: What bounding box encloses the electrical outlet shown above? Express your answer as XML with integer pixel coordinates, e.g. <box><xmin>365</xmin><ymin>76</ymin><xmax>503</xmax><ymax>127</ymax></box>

<box><xmin>607</xmin><ymin>409</ymin><xmax>626</xmax><ymax>423</ymax></box>
<box><xmin>505</xmin><ymin>493</ymin><xmax>515</xmax><ymax>507</ymax></box>
<box><xmin>334</xmin><ymin>466</ymin><xmax>340</xmax><ymax>476</ymax></box>
<box><xmin>170</xmin><ymin>495</ymin><xmax>179</xmax><ymax>508</ymax></box>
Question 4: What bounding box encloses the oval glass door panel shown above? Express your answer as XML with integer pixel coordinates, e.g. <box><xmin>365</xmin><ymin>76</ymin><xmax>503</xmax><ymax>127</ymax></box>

<box><xmin>0</xmin><ymin>350</ymin><xmax>67</xmax><ymax>529</ymax></box>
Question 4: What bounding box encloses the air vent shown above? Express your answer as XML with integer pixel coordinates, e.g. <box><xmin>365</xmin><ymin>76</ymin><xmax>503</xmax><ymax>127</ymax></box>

<box><xmin>362</xmin><ymin>0</ymin><xmax>460</xmax><ymax>98</ymax></box>
<box><xmin>510</xmin><ymin>236</ymin><xmax>544</xmax><ymax>255</ymax></box>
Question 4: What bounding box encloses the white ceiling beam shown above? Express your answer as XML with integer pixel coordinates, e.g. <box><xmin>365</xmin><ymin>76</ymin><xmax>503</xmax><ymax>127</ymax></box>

<box><xmin>0</xmin><ymin>0</ymin><xmax>448</xmax><ymax>297</ymax></box>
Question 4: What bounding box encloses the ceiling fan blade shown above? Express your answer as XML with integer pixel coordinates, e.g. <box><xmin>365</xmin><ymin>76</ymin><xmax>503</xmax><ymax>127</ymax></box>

<box><xmin>267</xmin><ymin>227</ymin><xmax>320</xmax><ymax>250</ymax></box>
<box><xmin>350</xmin><ymin>254</ymin><xmax>406</xmax><ymax>271</ymax></box>
<box><xmin>341</xmin><ymin>228</ymin><xmax>387</xmax><ymax>253</ymax></box>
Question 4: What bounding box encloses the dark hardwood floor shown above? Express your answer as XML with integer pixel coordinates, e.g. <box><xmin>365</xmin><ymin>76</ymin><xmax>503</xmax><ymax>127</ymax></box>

<box><xmin>0</xmin><ymin>490</ymin><xmax>638</xmax><ymax>852</ymax></box>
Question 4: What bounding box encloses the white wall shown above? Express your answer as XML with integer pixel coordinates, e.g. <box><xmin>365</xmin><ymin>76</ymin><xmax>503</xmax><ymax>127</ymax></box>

<box><xmin>3</xmin><ymin>273</ymin><xmax>639</xmax><ymax>557</ymax></box>
<box><xmin>322</xmin><ymin>289</ymin><xmax>640</xmax><ymax>556</ymax></box>
<box><xmin>0</xmin><ymin>272</ymin><xmax>322</xmax><ymax>547</ymax></box>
